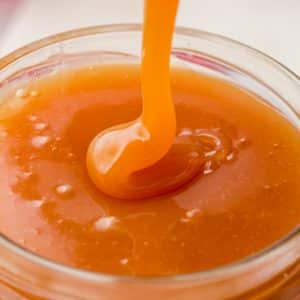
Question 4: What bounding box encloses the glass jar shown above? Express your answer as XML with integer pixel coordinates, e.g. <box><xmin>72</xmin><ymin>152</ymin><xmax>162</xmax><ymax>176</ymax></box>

<box><xmin>0</xmin><ymin>24</ymin><xmax>299</xmax><ymax>300</ymax></box>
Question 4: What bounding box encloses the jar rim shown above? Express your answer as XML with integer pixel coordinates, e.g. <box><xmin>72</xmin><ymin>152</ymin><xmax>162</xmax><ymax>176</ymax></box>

<box><xmin>0</xmin><ymin>23</ymin><xmax>299</xmax><ymax>284</ymax></box>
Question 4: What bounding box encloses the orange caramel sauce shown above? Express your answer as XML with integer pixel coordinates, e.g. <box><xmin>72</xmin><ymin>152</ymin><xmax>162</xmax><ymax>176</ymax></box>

<box><xmin>87</xmin><ymin>0</ymin><xmax>193</xmax><ymax>200</ymax></box>
<box><xmin>0</xmin><ymin>64</ymin><xmax>299</xmax><ymax>276</ymax></box>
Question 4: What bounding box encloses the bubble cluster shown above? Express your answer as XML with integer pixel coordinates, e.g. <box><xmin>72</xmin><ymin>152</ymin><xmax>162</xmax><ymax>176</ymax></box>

<box><xmin>226</xmin><ymin>152</ymin><xmax>235</xmax><ymax>161</ymax></box>
<box><xmin>15</xmin><ymin>88</ymin><xmax>28</xmax><ymax>98</ymax></box>
<box><xmin>34</xmin><ymin>122</ymin><xmax>48</xmax><ymax>131</ymax></box>
<box><xmin>94</xmin><ymin>216</ymin><xmax>118</xmax><ymax>231</ymax></box>
<box><xmin>185</xmin><ymin>209</ymin><xmax>201</xmax><ymax>219</ymax></box>
<box><xmin>29</xmin><ymin>200</ymin><xmax>44</xmax><ymax>208</ymax></box>
<box><xmin>28</xmin><ymin>115</ymin><xmax>38</xmax><ymax>122</ymax></box>
<box><xmin>31</xmin><ymin>135</ymin><xmax>51</xmax><ymax>149</ymax></box>
<box><xmin>55</xmin><ymin>184</ymin><xmax>74</xmax><ymax>198</ymax></box>
<box><xmin>17</xmin><ymin>171</ymin><xmax>34</xmax><ymax>180</ymax></box>
<box><xmin>203</xmin><ymin>161</ymin><xmax>213</xmax><ymax>175</ymax></box>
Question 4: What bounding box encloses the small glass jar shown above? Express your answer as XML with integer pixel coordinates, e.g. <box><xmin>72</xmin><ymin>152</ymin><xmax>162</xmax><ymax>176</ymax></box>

<box><xmin>0</xmin><ymin>24</ymin><xmax>299</xmax><ymax>300</ymax></box>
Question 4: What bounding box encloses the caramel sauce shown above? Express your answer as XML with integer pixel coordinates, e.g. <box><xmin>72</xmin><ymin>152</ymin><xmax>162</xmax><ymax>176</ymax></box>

<box><xmin>0</xmin><ymin>64</ymin><xmax>299</xmax><ymax>276</ymax></box>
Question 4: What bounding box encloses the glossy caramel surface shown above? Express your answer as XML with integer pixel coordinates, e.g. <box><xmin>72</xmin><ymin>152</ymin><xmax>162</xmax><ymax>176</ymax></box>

<box><xmin>0</xmin><ymin>65</ymin><xmax>299</xmax><ymax>276</ymax></box>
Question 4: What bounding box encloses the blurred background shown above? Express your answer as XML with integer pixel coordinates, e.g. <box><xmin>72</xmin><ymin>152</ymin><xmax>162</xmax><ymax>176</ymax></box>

<box><xmin>0</xmin><ymin>0</ymin><xmax>299</xmax><ymax>74</ymax></box>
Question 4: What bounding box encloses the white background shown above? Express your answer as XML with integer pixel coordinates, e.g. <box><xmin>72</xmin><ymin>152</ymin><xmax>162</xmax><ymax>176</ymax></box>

<box><xmin>0</xmin><ymin>0</ymin><xmax>300</xmax><ymax>75</ymax></box>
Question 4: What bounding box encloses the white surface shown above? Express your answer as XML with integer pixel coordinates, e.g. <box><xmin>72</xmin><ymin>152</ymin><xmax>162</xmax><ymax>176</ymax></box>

<box><xmin>0</xmin><ymin>0</ymin><xmax>300</xmax><ymax>75</ymax></box>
